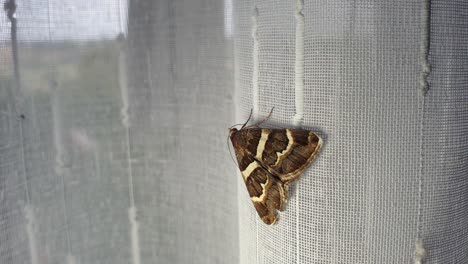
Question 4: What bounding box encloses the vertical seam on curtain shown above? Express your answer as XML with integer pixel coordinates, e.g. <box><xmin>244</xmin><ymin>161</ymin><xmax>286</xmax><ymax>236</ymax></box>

<box><xmin>251</xmin><ymin>5</ymin><xmax>260</xmax><ymax>264</ymax></box>
<box><xmin>415</xmin><ymin>0</ymin><xmax>431</xmax><ymax>263</ymax></box>
<box><xmin>419</xmin><ymin>0</ymin><xmax>431</xmax><ymax>96</ymax></box>
<box><xmin>294</xmin><ymin>1</ymin><xmax>305</xmax><ymax>263</ymax></box>
<box><xmin>54</xmin><ymin>96</ymin><xmax>73</xmax><ymax>264</ymax></box>
<box><xmin>21</xmin><ymin>121</ymin><xmax>35</xmax><ymax>264</ymax></box>
<box><xmin>294</xmin><ymin>0</ymin><xmax>305</xmax><ymax>126</ymax></box>
<box><xmin>44</xmin><ymin>1</ymin><xmax>73</xmax><ymax>262</ymax></box>
<box><xmin>5</xmin><ymin>1</ymin><xmax>40</xmax><ymax>263</ymax></box>
<box><xmin>124</xmin><ymin>52</ymin><xmax>141</xmax><ymax>264</ymax></box>
<box><xmin>252</xmin><ymin>6</ymin><xmax>260</xmax><ymax>119</ymax></box>
<box><xmin>122</xmin><ymin>3</ymin><xmax>140</xmax><ymax>264</ymax></box>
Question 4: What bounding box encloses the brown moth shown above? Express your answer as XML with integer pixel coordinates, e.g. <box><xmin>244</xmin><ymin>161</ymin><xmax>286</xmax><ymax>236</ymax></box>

<box><xmin>229</xmin><ymin>115</ymin><xmax>322</xmax><ymax>225</ymax></box>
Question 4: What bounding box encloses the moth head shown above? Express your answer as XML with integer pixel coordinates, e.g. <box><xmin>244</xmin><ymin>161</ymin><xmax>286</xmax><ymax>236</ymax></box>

<box><xmin>229</xmin><ymin>128</ymin><xmax>243</xmax><ymax>148</ymax></box>
<box><xmin>227</xmin><ymin>128</ymin><xmax>240</xmax><ymax>165</ymax></box>
<box><xmin>229</xmin><ymin>128</ymin><xmax>239</xmax><ymax>145</ymax></box>
<box><xmin>229</xmin><ymin>127</ymin><xmax>238</xmax><ymax>137</ymax></box>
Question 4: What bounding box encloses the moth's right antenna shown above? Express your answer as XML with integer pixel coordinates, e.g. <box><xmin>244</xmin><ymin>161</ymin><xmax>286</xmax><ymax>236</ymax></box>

<box><xmin>254</xmin><ymin>107</ymin><xmax>274</xmax><ymax>127</ymax></box>
<box><xmin>240</xmin><ymin>109</ymin><xmax>253</xmax><ymax>129</ymax></box>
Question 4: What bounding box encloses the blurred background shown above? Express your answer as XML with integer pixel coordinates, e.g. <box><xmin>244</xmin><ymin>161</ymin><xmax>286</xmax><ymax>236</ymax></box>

<box><xmin>1</xmin><ymin>0</ymin><xmax>237</xmax><ymax>263</ymax></box>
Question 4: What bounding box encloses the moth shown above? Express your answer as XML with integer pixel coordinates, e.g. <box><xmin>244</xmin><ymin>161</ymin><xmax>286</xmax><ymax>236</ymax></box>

<box><xmin>229</xmin><ymin>112</ymin><xmax>322</xmax><ymax>225</ymax></box>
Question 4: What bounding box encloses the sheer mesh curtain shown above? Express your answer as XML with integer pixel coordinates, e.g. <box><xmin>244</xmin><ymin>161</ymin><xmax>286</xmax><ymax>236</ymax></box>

<box><xmin>234</xmin><ymin>0</ymin><xmax>468</xmax><ymax>264</ymax></box>
<box><xmin>0</xmin><ymin>0</ymin><xmax>237</xmax><ymax>264</ymax></box>
<box><xmin>1</xmin><ymin>1</ymin><xmax>467</xmax><ymax>264</ymax></box>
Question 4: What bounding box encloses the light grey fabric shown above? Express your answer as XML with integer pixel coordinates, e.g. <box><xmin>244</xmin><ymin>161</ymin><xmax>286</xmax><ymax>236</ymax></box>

<box><xmin>0</xmin><ymin>0</ymin><xmax>237</xmax><ymax>263</ymax></box>
<box><xmin>234</xmin><ymin>0</ymin><xmax>468</xmax><ymax>263</ymax></box>
<box><xmin>125</xmin><ymin>1</ymin><xmax>238</xmax><ymax>263</ymax></box>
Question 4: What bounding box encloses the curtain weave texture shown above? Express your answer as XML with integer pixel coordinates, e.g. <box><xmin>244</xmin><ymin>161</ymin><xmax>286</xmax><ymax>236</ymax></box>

<box><xmin>0</xmin><ymin>0</ymin><xmax>467</xmax><ymax>264</ymax></box>
<box><xmin>234</xmin><ymin>1</ymin><xmax>468</xmax><ymax>263</ymax></box>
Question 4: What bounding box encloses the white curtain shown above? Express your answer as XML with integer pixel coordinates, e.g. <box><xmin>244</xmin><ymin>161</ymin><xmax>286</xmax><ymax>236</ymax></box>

<box><xmin>234</xmin><ymin>1</ymin><xmax>468</xmax><ymax>263</ymax></box>
<box><xmin>0</xmin><ymin>0</ymin><xmax>467</xmax><ymax>264</ymax></box>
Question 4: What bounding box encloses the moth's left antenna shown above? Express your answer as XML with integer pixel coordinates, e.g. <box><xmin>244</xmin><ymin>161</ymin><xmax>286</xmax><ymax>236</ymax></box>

<box><xmin>241</xmin><ymin>109</ymin><xmax>253</xmax><ymax>129</ymax></box>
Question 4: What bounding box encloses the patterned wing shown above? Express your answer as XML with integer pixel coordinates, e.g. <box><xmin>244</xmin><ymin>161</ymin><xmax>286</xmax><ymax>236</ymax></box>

<box><xmin>256</xmin><ymin>128</ymin><xmax>322</xmax><ymax>183</ymax></box>
<box><xmin>239</xmin><ymin>160</ymin><xmax>287</xmax><ymax>224</ymax></box>
<box><xmin>229</xmin><ymin>128</ymin><xmax>287</xmax><ymax>224</ymax></box>
<box><xmin>229</xmin><ymin>127</ymin><xmax>322</xmax><ymax>224</ymax></box>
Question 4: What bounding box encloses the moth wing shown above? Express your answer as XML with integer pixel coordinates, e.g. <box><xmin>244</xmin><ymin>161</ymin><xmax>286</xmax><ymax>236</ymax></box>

<box><xmin>240</xmin><ymin>159</ymin><xmax>287</xmax><ymax>225</ymax></box>
<box><xmin>230</xmin><ymin>127</ymin><xmax>321</xmax><ymax>224</ymax></box>
<box><xmin>230</xmin><ymin>128</ymin><xmax>287</xmax><ymax>224</ymax></box>
<box><xmin>229</xmin><ymin>128</ymin><xmax>263</xmax><ymax>170</ymax></box>
<box><xmin>257</xmin><ymin>129</ymin><xmax>322</xmax><ymax>183</ymax></box>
